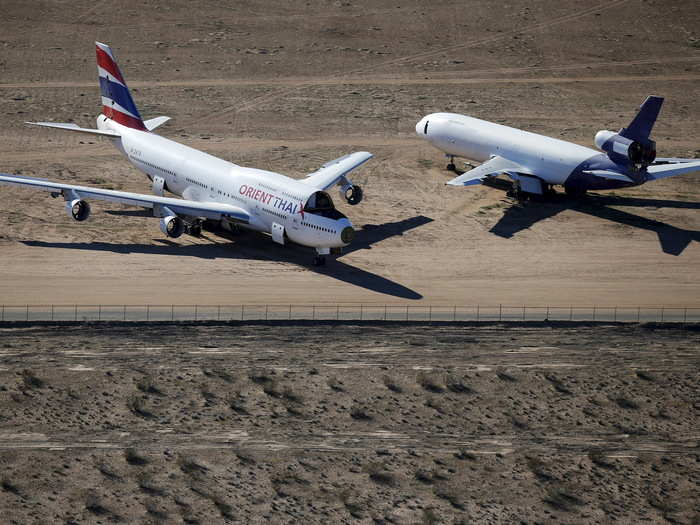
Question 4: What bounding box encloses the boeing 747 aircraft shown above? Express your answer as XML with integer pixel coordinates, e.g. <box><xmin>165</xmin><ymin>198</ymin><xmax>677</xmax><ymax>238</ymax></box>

<box><xmin>416</xmin><ymin>96</ymin><xmax>700</xmax><ymax>198</ymax></box>
<box><xmin>0</xmin><ymin>43</ymin><xmax>372</xmax><ymax>265</ymax></box>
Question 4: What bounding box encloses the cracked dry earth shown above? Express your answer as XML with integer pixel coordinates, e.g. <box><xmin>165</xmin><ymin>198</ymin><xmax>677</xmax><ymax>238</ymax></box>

<box><xmin>0</xmin><ymin>322</ymin><xmax>698</xmax><ymax>524</ymax></box>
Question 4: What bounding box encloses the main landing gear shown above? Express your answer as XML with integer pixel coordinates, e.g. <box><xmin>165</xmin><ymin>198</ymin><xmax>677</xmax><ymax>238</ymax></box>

<box><xmin>184</xmin><ymin>220</ymin><xmax>203</xmax><ymax>237</ymax></box>
<box><xmin>446</xmin><ymin>155</ymin><xmax>456</xmax><ymax>172</ymax></box>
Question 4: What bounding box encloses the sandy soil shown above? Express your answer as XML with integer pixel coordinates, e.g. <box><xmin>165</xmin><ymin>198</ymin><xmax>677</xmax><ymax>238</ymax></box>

<box><xmin>0</xmin><ymin>1</ymin><xmax>699</xmax><ymax>306</ymax></box>
<box><xmin>0</xmin><ymin>322</ymin><xmax>698</xmax><ymax>523</ymax></box>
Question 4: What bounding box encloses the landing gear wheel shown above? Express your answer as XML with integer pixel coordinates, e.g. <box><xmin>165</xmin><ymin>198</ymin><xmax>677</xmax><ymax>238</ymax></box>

<box><xmin>446</xmin><ymin>162</ymin><xmax>456</xmax><ymax>172</ymax></box>
<box><xmin>313</xmin><ymin>255</ymin><xmax>326</xmax><ymax>267</ymax></box>
<box><xmin>185</xmin><ymin>222</ymin><xmax>203</xmax><ymax>237</ymax></box>
<box><xmin>345</xmin><ymin>185</ymin><xmax>363</xmax><ymax>205</ymax></box>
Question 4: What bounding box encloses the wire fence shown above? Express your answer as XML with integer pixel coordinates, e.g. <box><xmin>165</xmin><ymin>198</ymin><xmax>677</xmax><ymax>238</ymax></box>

<box><xmin>0</xmin><ymin>304</ymin><xmax>698</xmax><ymax>323</ymax></box>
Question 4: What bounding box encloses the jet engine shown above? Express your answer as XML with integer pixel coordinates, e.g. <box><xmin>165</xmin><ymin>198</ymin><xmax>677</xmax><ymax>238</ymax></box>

<box><xmin>343</xmin><ymin>185</ymin><xmax>363</xmax><ymax>205</ymax></box>
<box><xmin>66</xmin><ymin>199</ymin><xmax>91</xmax><ymax>221</ymax></box>
<box><xmin>594</xmin><ymin>130</ymin><xmax>656</xmax><ymax>167</ymax></box>
<box><xmin>159</xmin><ymin>215</ymin><xmax>185</xmax><ymax>238</ymax></box>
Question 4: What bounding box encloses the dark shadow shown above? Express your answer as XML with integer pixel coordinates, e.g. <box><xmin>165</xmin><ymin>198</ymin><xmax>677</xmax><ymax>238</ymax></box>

<box><xmin>22</xmin><ymin>215</ymin><xmax>432</xmax><ymax>300</ymax></box>
<box><xmin>488</xmin><ymin>189</ymin><xmax>700</xmax><ymax>256</ymax></box>
<box><xmin>105</xmin><ymin>209</ymin><xmax>153</xmax><ymax>217</ymax></box>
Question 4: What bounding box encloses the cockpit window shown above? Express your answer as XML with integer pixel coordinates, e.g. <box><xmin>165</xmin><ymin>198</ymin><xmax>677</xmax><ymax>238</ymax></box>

<box><xmin>424</xmin><ymin>120</ymin><xmax>429</xmax><ymax>134</ymax></box>
<box><xmin>304</xmin><ymin>191</ymin><xmax>344</xmax><ymax>219</ymax></box>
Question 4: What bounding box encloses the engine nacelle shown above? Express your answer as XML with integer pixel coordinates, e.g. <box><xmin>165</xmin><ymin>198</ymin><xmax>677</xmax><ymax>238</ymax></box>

<box><xmin>159</xmin><ymin>215</ymin><xmax>184</xmax><ymax>238</ymax></box>
<box><xmin>343</xmin><ymin>185</ymin><xmax>363</xmax><ymax>205</ymax></box>
<box><xmin>594</xmin><ymin>130</ymin><xmax>656</xmax><ymax>167</ymax></box>
<box><xmin>66</xmin><ymin>199</ymin><xmax>91</xmax><ymax>221</ymax></box>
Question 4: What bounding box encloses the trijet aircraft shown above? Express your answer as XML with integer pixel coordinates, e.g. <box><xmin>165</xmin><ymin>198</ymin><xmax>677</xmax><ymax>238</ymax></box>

<box><xmin>0</xmin><ymin>43</ymin><xmax>371</xmax><ymax>265</ymax></box>
<box><xmin>416</xmin><ymin>96</ymin><xmax>700</xmax><ymax>198</ymax></box>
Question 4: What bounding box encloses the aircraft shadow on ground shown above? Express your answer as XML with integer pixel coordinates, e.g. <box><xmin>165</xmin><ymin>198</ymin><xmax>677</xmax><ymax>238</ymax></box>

<box><xmin>488</xmin><ymin>190</ymin><xmax>700</xmax><ymax>256</ymax></box>
<box><xmin>23</xmin><ymin>215</ymin><xmax>433</xmax><ymax>300</ymax></box>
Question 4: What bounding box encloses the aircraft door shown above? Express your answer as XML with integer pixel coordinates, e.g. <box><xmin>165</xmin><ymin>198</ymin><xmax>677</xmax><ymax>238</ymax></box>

<box><xmin>152</xmin><ymin>175</ymin><xmax>165</xmax><ymax>196</ymax></box>
<box><xmin>271</xmin><ymin>222</ymin><xmax>285</xmax><ymax>245</ymax></box>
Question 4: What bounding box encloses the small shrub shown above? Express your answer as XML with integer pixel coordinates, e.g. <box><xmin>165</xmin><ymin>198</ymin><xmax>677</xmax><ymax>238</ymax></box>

<box><xmin>124</xmin><ymin>448</ymin><xmax>149</xmax><ymax>466</ymax></box>
<box><xmin>544</xmin><ymin>489</ymin><xmax>585</xmax><ymax>512</ymax></box>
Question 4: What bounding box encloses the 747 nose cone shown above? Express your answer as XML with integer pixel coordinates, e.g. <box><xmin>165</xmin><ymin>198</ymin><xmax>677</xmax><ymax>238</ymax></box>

<box><xmin>340</xmin><ymin>226</ymin><xmax>355</xmax><ymax>244</ymax></box>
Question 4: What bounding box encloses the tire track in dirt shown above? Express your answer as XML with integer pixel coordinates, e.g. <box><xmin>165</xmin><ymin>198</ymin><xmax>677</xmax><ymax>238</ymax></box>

<box><xmin>190</xmin><ymin>0</ymin><xmax>634</xmax><ymax>127</ymax></box>
<box><xmin>0</xmin><ymin>431</ymin><xmax>696</xmax><ymax>456</ymax></box>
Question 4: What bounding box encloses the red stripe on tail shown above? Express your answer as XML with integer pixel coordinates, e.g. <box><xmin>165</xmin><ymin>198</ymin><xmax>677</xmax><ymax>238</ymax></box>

<box><xmin>96</xmin><ymin>47</ymin><xmax>126</xmax><ymax>84</ymax></box>
<box><xmin>102</xmin><ymin>105</ymin><xmax>147</xmax><ymax>131</ymax></box>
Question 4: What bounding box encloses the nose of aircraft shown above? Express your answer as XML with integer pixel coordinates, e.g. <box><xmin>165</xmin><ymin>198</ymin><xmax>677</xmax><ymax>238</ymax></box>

<box><xmin>340</xmin><ymin>226</ymin><xmax>355</xmax><ymax>245</ymax></box>
<box><xmin>415</xmin><ymin>117</ymin><xmax>425</xmax><ymax>136</ymax></box>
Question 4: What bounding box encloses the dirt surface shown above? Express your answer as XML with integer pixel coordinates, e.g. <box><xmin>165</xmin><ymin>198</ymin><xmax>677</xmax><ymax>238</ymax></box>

<box><xmin>0</xmin><ymin>0</ymin><xmax>699</xmax><ymax>306</ymax></box>
<box><xmin>0</xmin><ymin>322</ymin><xmax>697</xmax><ymax>523</ymax></box>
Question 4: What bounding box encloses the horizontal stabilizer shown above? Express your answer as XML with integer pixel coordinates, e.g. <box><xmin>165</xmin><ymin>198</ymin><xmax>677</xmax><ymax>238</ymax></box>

<box><xmin>646</xmin><ymin>160</ymin><xmax>700</xmax><ymax>181</ymax></box>
<box><xmin>27</xmin><ymin>121</ymin><xmax>121</xmax><ymax>138</ymax></box>
<box><xmin>144</xmin><ymin>116</ymin><xmax>170</xmax><ymax>131</ymax></box>
<box><xmin>582</xmin><ymin>170</ymin><xmax>634</xmax><ymax>183</ymax></box>
<box><xmin>446</xmin><ymin>155</ymin><xmax>531</xmax><ymax>186</ymax></box>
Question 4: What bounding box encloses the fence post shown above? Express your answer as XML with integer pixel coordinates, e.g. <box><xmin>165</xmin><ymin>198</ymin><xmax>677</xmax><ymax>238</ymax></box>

<box><xmin>455</xmin><ymin>305</ymin><xmax>458</xmax><ymax>322</ymax></box>
<box><xmin>312</xmin><ymin>305</ymin><xmax>315</xmax><ymax>320</ymax></box>
<box><xmin>289</xmin><ymin>304</ymin><xmax>292</xmax><ymax>320</ymax></box>
<box><xmin>522</xmin><ymin>305</ymin><xmax>525</xmax><ymax>321</ymax></box>
<box><xmin>98</xmin><ymin>305</ymin><xmax>101</xmax><ymax>321</ymax></box>
<box><xmin>123</xmin><ymin>305</ymin><xmax>126</xmax><ymax>321</ymax></box>
<box><xmin>265</xmin><ymin>304</ymin><xmax>268</xmax><ymax>321</ymax></box>
<box><xmin>217</xmin><ymin>305</ymin><xmax>221</xmax><ymax>321</ymax></box>
<box><xmin>337</xmin><ymin>305</ymin><xmax>339</xmax><ymax>320</ymax></box>
<box><xmin>661</xmin><ymin>307</ymin><xmax>664</xmax><ymax>322</ymax></box>
<box><xmin>499</xmin><ymin>304</ymin><xmax>502</xmax><ymax>321</ymax></box>
<box><xmin>545</xmin><ymin>306</ymin><xmax>549</xmax><ymax>321</ymax></box>
<box><xmin>429</xmin><ymin>305</ymin><xmax>432</xmax><ymax>321</ymax></box>
<box><xmin>405</xmin><ymin>305</ymin><xmax>408</xmax><ymax>321</ymax></box>
<box><xmin>26</xmin><ymin>305</ymin><xmax>29</xmax><ymax>322</ymax></box>
<box><xmin>1</xmin><ymin>305</ymin><xmax>3</xmax><ymax>322</ymax></box>
<box><xmin>384</xmin><ymin>304</ymin><xmax>387</xmax><ymax>321</ymax></box>
<box><xmin>637</xmin><ymin>306</ymin><xmax>640</xmax><ymax>323</ymax></box>
<box><xmin>360</xmin><ymin>304</ymin><xmax>363</xmax><ymax>321</ymax></box>
<box><xmin>171</xmin><ymin>305</ymin><xmax>174</xmax><ymax>321</ymax></box>
<box><xmin>684</xmin><ymin>308</ymin><xmax>687</xmax><ymax>323</ymax></box>
<box><xmin>569</xmin><ymin>305</ymin><xmax>572</xmax><ymax>321</ymax></box>
<box><xmin>51</xmin><ymin>304</ymin><xmax>54</xmax><ymax>321</ymax></box>
<box><xmin>194</xmin><ymin>305</ymin><xmax>197</xmax><ymax>321</ymax></box>
<box><xmin>74</xmin><ymin>304</ymin><xmax>78</xmax><ymax>322</ymax></box>
<box><xmin>613</xmin><ymin>306</ymin><xmax>617</xmax><ymax>322</ymax></box>
<box><xmin>147</xmin><ymin>305</ymin><xmax>150</xmax><ymax>321</ymax></box>
<box><xmin>241</xmin><ymin>304</ymin><xmax>244</xmax><ymax>321</ymax></box>
<box><xmin>593</xmin><ymin>306</ymin><xmax>596</xmax><ymax>321</ymax></box>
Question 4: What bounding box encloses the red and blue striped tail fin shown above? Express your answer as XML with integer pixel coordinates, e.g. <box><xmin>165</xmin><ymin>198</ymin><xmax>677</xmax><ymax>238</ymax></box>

<box><xmin>96</xmin><ymin>42</ymin><xmax>147</xmax><ymax>131</ymax></box>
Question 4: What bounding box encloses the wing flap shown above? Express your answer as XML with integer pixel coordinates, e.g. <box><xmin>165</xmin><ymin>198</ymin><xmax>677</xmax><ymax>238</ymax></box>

<box><xmin>302</xmin><ymin>151</ymin><xmax>373</xmax><ymax>190</ymax></box>
<box><xmin>26</xmin><ymin>121</ymin><xmax>121</xmax><ymax>138</ymax></box>
<box><xmin>0</xmin><ymin>173</ymin><xmax>249</xmax><ymax>223</ymax></box>
<box><xmin>446</xmin><ymin>156</ymin><xmax>532</xmax><ymax>186</ymax></box>
<box><xmin>646</xmin><ymin>161</ymin><xmax>700</xmax><ymax>181</ymax></box>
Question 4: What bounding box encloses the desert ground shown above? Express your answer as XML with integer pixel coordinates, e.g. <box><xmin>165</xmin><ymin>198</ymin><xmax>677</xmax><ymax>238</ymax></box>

<box><xmin>0</xmin><ymin>322</ymin><xmax>698</xmax><ymax>523</ymax></box>
<box><xmin>0</xmin><ymin>0</ymin><xmax>699</xmax><ymax>306</ymax></box>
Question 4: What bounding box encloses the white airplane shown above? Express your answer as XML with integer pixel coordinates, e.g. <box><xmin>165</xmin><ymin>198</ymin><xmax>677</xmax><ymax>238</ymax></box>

<box><xmin>0</xmin><ymin>42</ymin><xmax>372</xmax><ymax>266</ymax></box>
<box><xmin>416</xmin><ymin>96</ymin><xmax>700</xmax><ymax>198</ymax></box>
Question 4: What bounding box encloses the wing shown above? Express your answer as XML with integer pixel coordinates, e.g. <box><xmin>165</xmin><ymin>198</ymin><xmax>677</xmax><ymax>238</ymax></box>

<box><xmin>646</xmin><ymin>160</ymin><xmax>700</xmax><ymax>181</ymax></box>
<box><xmin>301</xmin><ymin>151</ymin><xmax>373</xmax><ymax>190</ymax></box>
<box><xmin>446</xmin><ymin>156</ymin><xmax>532</xmax><ymax>186</ymax></box>
<box><xmin>0</xmin><ymin>173</ymin><xmax>249</xmax><ymax>223</ymax></box>
<box><xmin>27</xmin><ymin>121</ymin><xmax>121</xmax><ymax>138</ymax></box>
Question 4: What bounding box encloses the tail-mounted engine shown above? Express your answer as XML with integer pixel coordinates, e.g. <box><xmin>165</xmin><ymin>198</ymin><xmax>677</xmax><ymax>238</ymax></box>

<box><xmin>66</xmin><ymin>199</ymin><xmax>91</xmax><ymax>221</ymax></box>
<box><xmin>594</xmin><ymin>130</ymin><xmax>656</xmax><ymax>169</ymax></box>
<box><xmin>159</xmin><ymin>215</ymin><xmax>184</xmax><ymax>238</ymax></box>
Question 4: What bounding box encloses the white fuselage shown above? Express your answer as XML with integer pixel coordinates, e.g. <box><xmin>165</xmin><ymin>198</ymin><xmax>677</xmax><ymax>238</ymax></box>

<box><xmin>97</xmin><ymin>115</ymin><xmax>351</xmax><ymax>249</ymax></box>
<box><xmin>416</xmin><ymin>112</ymin><xmax>600</xmax><ymax>185</ymax></box>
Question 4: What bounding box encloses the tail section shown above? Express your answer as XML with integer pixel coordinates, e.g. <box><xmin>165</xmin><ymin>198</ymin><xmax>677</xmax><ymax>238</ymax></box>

<box><xmin>96</xmin><ymin>42</ymin><xmax>147</xmax><ymax>131</ymax></box>
<box><xmin>619</xmin><ymin>95</ymin><xmax>663</xmax><ymax>142</ymax></box>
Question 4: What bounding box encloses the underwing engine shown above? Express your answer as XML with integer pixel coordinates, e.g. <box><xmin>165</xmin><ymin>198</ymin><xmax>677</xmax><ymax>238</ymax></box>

<box><xmin>343</xmin><ymin>184</ymin><xmax>363</xmax><ymax>205</ymax></box>
<box><xmin>159</xmin><ymin>215</ymin><xmax>184</xmax><ymax>238</ymax></box>
<box><xmin>66</xmin><ymin>199</ymin><xmax>91</xmax><ymax>221</ymax></box>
